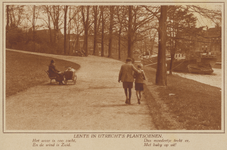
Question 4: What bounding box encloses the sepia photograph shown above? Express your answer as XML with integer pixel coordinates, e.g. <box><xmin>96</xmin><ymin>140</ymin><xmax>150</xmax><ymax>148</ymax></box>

<box><xmin>1</xmin><ymin>1</ymin><xmax>226</xmax><ymax>150</ymax></box>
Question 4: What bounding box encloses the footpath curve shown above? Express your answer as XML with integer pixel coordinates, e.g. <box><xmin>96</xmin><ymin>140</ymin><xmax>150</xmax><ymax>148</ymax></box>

<box><xmin>6</xmin><ymin>49</ymin><xmax>156</xmax><ymax>130</ymax></box>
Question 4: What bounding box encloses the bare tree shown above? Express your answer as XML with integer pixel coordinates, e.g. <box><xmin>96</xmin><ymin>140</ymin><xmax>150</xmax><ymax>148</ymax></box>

<box><xmin>68</xmin><ymin>6</ymin><xmax>71</xmax><ymax>55</ymax></box>
<box><xmin>125</xmin><ymin>6</ymin><xmax>158</xmax><ymax>59</ymax></box>
<box><xmin>72</xmin><ymin>7</ymin><xmax>83</xmax><ymax>53</ymax></box>
<box><xmin>8</xmin><ymin>5</ymin><xmax>25</xmax><ymax>27</ymax></box>
<box><xmin>116</xmin><ymin>6</ymin><xmax>127</xmax><ymax>60</ymax></box>
<box><xmin>156</xmin><ymin>6</ymin><xmax>167</xmax><ymax>86</ymax></box>
<box><xmin>64</xmin><ymin>5</ymin><xmax>68</xmax><ymax>55</ymax></box>
<box><xmin>107</xmin><ymin>6</ymin><xmax>115</xmax><ymax>58</ymax></box>
<box><xmin>41</xmin><ymin>6</ymin><xmax>53</xmax><ymax>44</ymax></box>
<box><xmin>6</xmin><ymin>5</ymin><xmax>25</xmax><ymax>48</ymax></box>
<box><xmin>144</xmin><ymin>5</ymin><xmax>221</xmax><ymax>85</ymax></box>
<box><xmin>167</xmin><ymin>6</ymin><xmax>197</xmax><ymax>74</ymax></box>
<box><xmin>32</xmin><ymin>5</ymin><xmax>36</xmax><ymax>51</ymax></box>
<box><xmin>100</xmin><ymin>6</ymin><xmax>105</xmax><ymax>57</ymax></box>
<box><xmin>93</xmin><ymin>6</ymin><xmax>100</xmax><ymax>56</ymax></box>
<box><xmin>128</xmin><ymin>6</ymin><xmax>133</xmax><ymax>58</ymax></box>
<box><xmin>41</xmin><ymin>5</ymin><xmax>63</xmax><ymax>48</ymax></box>
<box><xmin>6</xmin><ymin>5</ymin><xmax>9</xmax><ymax>32</ymax></box>
<box><xmin>187</xmin><ymin>5</ymin><xmax>221</xmax><ymax>24</ymax></box>
<box><xmin>166</xmin><ymin>5</ymin><xmax>221</xmax><ymax>75</ymax></box>
<box><xmin>66</xmin><ymin>6</ymin><xmax>82</xmax><ymax>54</ymax></box>
<box><xmin>81</xmin><ymin>6</ymin><xmax>92</xmax><ymax>56</ymax></box>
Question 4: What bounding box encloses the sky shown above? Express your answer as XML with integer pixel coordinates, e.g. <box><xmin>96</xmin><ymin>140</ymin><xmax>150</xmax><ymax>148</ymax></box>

<box><xmin>195</xmin><ymin>4</ymin><xmax>222</xmax><ymax>28</ymax></box>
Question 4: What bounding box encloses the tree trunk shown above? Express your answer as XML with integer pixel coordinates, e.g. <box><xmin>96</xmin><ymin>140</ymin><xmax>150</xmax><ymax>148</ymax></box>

<box><xmin>155</xmin><ymin>6</ymin><xmax>167</xmax><ymax>86</ymax></box>
<box><xmin>33</xmin><ymin>5</ymin><xmax>36</xmax><ymax>51</ymax></box>
<box><xmin>76</xmin><ymin>34</ymin><xmax>80</xmax><ymax>50</ymax></box>
<box><xmin>84</xmin><ymin>30</ymin><xmax>88</xmax><ymax>56</ymax></box>
<box><xmin>101</xmin><ymin>6</ymin><xmax>104</xmax><ymax>57</ymax></box>
<box><xmin>68</xmin><ymin>6</ymin><xmax>71</xmax><ymax>55</ymax></box>
<box><xmin>85</xmin><ymin>6</ymin><xmax>89</xmax><ymax>56</ymax></box>
<box><xmin>93</xmin><ymin>6</ymin><xmax>98</xmax><ymax>55</ymax></box>
<box><xmin>10</xmin><ymin>8</ymin><xmax>13</xmax><ymax>27</ymax></box>
<box><xmin>53</xmin><ymin>6</ymin><xmax>56</xmax><ymax>45</ymax></box>
<box><xmin>169</xmin><ymin>53</ymin><xmax>174</xmax><ymax>75</ymax></box>
<box><xmin>108</xmin><ymin>6</ymin><xmax>114</xmax><ymax>58</ymax></box>
<box><xmin>128</xmin><ymin>6</ymin><xmax>133</xmax><ymax>58</ymax></box>
<box><xmin>6</xmin><ymin>5</ymin><xmax>9</xmax><ymax>32</ymax></box>
<box><xmin>169</xmin><ymin>14</ymin><xmax>174</xmax><ymax>75</ymax></box>
<box><xmin>169</xmin><ymin>23</ymin><xmax>178</xmax><ymax>75</ymax></box>
<box><xmin>169</xmin><ymin>29</ymin><xmax>173</xmax><ymax>75</ymax></box>
<box><xmin>64</xmin><ymin>6</ymin><xmax>68</xmax><ymax>55</ymax></box>
<box><xmin>53</xmin><ymin>6</ymin><xmax>60</xmax><ymax>50</ymax></box>
<box><xmin>48</xmin><ymin>14</ymin><xmax>52</xmax><ymax>46</ymax></box>
<box><xmin>150</xmin><ymin>31</ymin><xmax>157</xmax><ymax>55</ymax></box>
<box><xmin>81</xmin><ymin>6</ymin><xmax>90</xmax><ymax>56</ymax></box>
<box><xmin>118</xmin><ymin>28</ymin><xmax>121</xmax><ymax>60</ymax></box>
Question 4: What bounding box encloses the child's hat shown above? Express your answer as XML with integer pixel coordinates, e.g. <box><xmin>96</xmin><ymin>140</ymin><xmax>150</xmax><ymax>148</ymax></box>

<box><xmin>126</xmin><ymin>58</ymin><xmax>132</xmax><ymax>62</ymax></box>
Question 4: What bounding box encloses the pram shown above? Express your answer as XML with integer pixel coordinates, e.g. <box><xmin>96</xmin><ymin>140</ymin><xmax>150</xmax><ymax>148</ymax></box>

<box><xmin>45</xmin><ymin>67</ymin><xmax>77</xmax><ymax>85</ymax></box>
<box><xmin>63</xmin><ymin>67</ymin><xmax>77</xmax><ymax>84</ymax></box>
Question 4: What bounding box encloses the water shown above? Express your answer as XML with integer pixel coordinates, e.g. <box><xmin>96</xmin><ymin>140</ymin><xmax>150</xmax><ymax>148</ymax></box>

<box><xmin>172</xmin><ymin>68</ymin><xmax>222</xmax><ymax>88</ymax></box>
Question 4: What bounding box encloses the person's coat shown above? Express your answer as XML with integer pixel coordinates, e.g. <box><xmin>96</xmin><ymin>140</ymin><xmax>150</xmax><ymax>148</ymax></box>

<box><xmin>134</xmin><ymin>70</ymin><xmax>146</xmax><ymax>83</ymax></box>
<box><xmin>118</xmin><ymin>64</ymin><xmax>138</xmax><ymax>82</ymax></box>
<box><xmin>48</xmin><ymin>63</ymin><xmax>59</xmax><ymax>77</ymax></box>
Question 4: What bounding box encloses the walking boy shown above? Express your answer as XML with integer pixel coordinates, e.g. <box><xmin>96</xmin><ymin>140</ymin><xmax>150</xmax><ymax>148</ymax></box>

<box><xmin>134</xmin><ymin>64</ymin><xmax>147</xmax><ymax>104</ymax></box>
<box><xmin>118</xmin><ymin>58</ymin><xmax>141</xmax><ymax>104</ymax></box>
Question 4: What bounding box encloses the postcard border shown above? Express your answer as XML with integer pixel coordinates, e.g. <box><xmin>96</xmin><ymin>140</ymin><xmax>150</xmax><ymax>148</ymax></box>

<box><xmin>2</xmin><ymin>1</ymin><xmax>226</xmax><ymax>134</ymax></box>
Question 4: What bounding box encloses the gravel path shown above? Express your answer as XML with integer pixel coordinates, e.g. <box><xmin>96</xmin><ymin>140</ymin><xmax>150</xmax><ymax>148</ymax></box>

<box><xmin>6</xmin><ymin>49</ymin><xmax>156</xmax><ymax>130</ymax></box>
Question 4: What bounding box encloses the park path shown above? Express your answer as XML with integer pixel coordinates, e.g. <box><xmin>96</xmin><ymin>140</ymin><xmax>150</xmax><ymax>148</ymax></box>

<box><xmin>6</xmin><ymin>49</ymin><xmax>156</xmax><ymax>130</ymax></box>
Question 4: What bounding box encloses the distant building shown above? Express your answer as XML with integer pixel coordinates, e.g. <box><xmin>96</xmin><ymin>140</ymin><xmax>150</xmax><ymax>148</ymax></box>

<box><xmin>33</xmin><ymin>28</ymin><xmax>63</xmax><ymax>44</ymax></box>
<box><xmin>173</xmin><ymin>26</ymin><xmax>221</xmax><ymax>61</ymax></box>
<box><xmin>203</xmin><ymin>26</ymin><xmax>221</xmax><ymax>54</ymax></box>
<box><xmin>194</xmin><ymin>26</ymin><xmax>221</xmax><ymax>61</ymax></box>
<box><xmin>67</xmin><ymin>34</ymin><xmax>96</xmax><ymax>55</ymax></box>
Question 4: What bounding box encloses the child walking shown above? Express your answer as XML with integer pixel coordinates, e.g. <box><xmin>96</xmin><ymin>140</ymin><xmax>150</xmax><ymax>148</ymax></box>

<box><xmin>118</xmin><ymin>58</ymin><xmax>141</xmax><ymax>104</ymax></box>
<box><xmin>134</xmin><ymin>64</ymin><xmax>147</xmax><ymax>104</ymax></box>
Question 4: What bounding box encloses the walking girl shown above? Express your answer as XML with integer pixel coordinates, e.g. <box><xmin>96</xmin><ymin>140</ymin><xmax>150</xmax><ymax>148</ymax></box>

<box><xmin>134</xmin><ymin>64</ymin><xmax>147</xmax><ymax>104</ymax></box>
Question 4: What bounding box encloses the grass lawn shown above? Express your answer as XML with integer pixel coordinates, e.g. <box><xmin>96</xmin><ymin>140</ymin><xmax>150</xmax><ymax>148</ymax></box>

<box><xmin>6</xmin><ymin>50</ymin><xmax>80</xmax><ymax>97</ymax></box>
<box><xmin>144</xmin><ymin>66</ymin><xmax>221</xmax><ymax>130</ymax></box>
<box><xmin>112</xmin><ymin>55</ymin><xmax>221</xmax><ymax>130</ymax></box>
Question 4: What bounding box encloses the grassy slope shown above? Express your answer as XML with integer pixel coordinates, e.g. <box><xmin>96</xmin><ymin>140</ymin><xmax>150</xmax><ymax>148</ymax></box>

<box><xmin>144</xmin><ymin>66</ymin><xmax>221</xmax><ymax>130</ymax></box>
<box><xmin>6</xmin><ymin>51</ymin><xmax>80</xmax><ymax>97</ymax></box>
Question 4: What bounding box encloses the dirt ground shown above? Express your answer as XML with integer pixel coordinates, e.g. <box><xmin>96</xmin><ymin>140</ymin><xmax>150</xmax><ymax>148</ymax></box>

<box><xmin>5</xmin><ymin>49</ymin><xmax>156</xmax><ymax>130</ymax></box>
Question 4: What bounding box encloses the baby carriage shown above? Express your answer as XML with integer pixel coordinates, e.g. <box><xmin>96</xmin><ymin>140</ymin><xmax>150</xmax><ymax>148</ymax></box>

<box><xmin>63</xmin><ymin>67</ymin><xmax>77</xmax><ymax>84</ymax></box>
